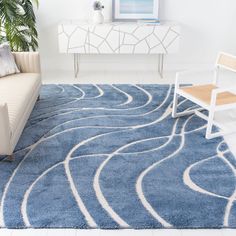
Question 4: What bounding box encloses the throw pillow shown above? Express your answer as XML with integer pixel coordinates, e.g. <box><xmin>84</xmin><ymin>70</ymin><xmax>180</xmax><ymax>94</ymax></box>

<box><xmin>0</xmin><ymin>43</ymin><xmax>20</xmax><ymax>78</ymax></box>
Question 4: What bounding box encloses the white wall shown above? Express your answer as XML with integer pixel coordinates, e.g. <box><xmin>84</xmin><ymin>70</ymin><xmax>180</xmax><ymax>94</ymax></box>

<box><xmin>36</xmin><ymin>0</ymin><xmax>236</xmax><ymax>74</ymax></box>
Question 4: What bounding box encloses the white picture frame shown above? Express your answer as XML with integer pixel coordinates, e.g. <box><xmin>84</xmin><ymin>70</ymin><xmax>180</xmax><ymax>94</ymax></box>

<box><xmin>112</xmin><ymin>0</ymin><xmax>159</xmax><ymax>22</ymax></box>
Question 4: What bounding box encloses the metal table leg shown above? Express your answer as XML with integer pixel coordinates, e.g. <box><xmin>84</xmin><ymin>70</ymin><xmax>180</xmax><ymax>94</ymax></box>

<box><xmin>74</xmin><ymin>53</ymin><xmax>80</xmax><ymax>78</ymax></box>
<box><xmin>158</xmin><ymin>54</ymin><xmax>164</xmax><ymax>78</ymax></box>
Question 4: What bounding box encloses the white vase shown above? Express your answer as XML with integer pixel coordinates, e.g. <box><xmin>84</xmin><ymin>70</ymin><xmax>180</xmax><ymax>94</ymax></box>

<box><xmin>93</xmin><ymin>10</ymin><xmax>104</xmax><ymax>24</ymax></box>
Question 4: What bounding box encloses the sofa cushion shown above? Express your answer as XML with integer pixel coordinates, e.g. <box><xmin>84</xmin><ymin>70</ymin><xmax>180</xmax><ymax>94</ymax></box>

<box><xmin>0</xmin><ymin>43</ymin><xmax>20</xmax><ymax>77</ymax></box>
<box><xmin>0</xmin><ymin>73</ymin><xmax>41</xmax><ymax>134</ymax></box>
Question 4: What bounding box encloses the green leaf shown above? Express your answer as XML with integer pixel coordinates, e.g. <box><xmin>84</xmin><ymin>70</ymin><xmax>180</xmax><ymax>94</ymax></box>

<box><xmin>0</xmin><ymin>0</ymin><xmax>39</xmax><ymax>51</ymax></box>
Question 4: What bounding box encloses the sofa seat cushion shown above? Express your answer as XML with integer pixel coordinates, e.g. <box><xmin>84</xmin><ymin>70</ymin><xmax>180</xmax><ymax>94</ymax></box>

<box><xmin>0</xmin><ymin>73</ymin><xmax>41</xmax><ymax>135</ymax></box>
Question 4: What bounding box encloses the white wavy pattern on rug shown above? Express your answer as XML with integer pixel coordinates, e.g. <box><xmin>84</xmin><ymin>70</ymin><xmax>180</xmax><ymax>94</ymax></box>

<box><xmin>0</xmin><ymin>84</ymin><xmax>235</xmax><ymax>229</ymax></box>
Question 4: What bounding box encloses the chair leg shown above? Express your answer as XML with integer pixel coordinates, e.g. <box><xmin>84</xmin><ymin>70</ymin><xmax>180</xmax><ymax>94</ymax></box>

<box><xmin>205</xmin><ymin>108</ymin><xmax>223</xmax><ymax>139</ymax></box>
<box><xmin>205</xmin><ymin>108</ymin><xmax>236</xmax><ymax>139</ymax></box>
<box><xmin>172</xmin><ymin>89</ymin><xmax>179</xmax><ymax>118</ymax></box>
<box><xmin>172</xmin><ymin>92</ymin><xmax>203</xmax><ymax>118</ymax></box>
<box><xmin>6</xmin><ymin>154</ymin><xmax>14</xmax><ymax>162</ymax></box>
<box><xmin>206</xmin><ymin>108</ymin><xmax>214</xmax><ymax>139</ymax></box>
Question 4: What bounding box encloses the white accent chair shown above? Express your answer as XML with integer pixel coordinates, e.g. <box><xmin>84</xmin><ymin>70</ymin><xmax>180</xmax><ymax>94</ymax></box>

<box><xmin>0</xmin><ymin>52</ymin><xmax>41</xmax><ymax>160</ymax></box>
<box><xmin>172</xmin><ymin>52</ymin><xmax>236</xmax><ymax>139</ymax></box>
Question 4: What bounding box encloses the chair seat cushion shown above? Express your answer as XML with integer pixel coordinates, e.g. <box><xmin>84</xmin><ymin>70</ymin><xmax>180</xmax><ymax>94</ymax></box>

<box><xmin>0</xmin><ymin>73</ymin><xmax>41</xmax><ymax>134</ymax></box>
<box><xmin>180</xmin><ymin>84</ymin><xmax>236</xmax><ymax>106</ymax></box>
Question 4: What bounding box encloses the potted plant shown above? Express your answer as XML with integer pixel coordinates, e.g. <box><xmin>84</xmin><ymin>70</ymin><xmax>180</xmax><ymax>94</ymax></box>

<box><xmin>0</xmin><ymin>0</ymin><xmax>39</xmax><ymax>51</ymax></box>
<box><xmin>93</xmin><ymin>1</ymin><xmax>105</xmax><ymax>24</ymax></box>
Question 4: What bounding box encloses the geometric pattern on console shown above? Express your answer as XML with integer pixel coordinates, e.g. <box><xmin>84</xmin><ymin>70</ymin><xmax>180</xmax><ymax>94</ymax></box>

<box><xmin>58</xmin><ymin>22</ymin><xmax>180</xmax><ymax>54</ymax></box>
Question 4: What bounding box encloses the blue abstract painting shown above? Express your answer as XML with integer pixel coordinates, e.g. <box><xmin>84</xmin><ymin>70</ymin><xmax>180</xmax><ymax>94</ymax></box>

<box><xmin>120</xmin><ymin>0</ymin><xmax>154</xmax><ymax>14</ymax></box>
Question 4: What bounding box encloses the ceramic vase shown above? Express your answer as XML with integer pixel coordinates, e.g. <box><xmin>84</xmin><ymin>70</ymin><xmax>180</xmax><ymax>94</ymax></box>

<box><xmin>93</xmin><ymin>10</ymin><xmax>104</xmax><ymax>24</ymax></box>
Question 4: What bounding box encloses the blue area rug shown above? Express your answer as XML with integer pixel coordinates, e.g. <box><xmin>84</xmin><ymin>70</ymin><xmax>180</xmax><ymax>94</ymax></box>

<box><xmin>0</xmin><ymin>84</ymin><xmax>236</xmax><ymax>229</ymax></box>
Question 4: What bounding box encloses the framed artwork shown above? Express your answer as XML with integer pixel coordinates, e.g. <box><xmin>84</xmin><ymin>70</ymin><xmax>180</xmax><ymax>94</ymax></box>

<box><xmin>112</xmin><ymin>0</ymin><xmax>159</xmax><ymax>21</ymax></box>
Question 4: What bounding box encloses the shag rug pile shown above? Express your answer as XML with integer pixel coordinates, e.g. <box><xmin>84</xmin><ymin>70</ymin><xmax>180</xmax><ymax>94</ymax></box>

<box><xmin>0</xmin><ymin>84</ymin><xmax>235</xmax><ymax>229</ymax></box>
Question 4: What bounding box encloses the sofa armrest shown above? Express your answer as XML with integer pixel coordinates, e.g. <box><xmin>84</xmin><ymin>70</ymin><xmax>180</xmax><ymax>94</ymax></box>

<box><xmin>12</xmin><ymin>52</ymin><xmax>41</xmax><ymax>74</ymax></box>
<box><xmin>0</xmin><ymin>103</ymin><xmax>11</xmax><ymax>155</ymax></box>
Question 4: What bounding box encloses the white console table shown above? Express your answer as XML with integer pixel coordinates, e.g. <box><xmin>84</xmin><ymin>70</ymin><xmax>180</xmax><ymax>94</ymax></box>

<box><xmin>58</xmin><ymin>21</ymin><xmax>180</xmax><ymax>78</ymax></box>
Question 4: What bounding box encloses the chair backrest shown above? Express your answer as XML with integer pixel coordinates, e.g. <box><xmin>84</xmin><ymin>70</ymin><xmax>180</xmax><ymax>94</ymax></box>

<box><xmin>216</xmin><ymin>52</ymin><xmax>236</xmax><ymax>72</ymax></box>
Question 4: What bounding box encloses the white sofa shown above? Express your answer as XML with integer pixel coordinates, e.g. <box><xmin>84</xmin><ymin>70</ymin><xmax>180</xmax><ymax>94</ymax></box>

<box><xmin>0</xmin><ymin>52</ymin><xmax>41</xmax><ymax>160</ymax></box>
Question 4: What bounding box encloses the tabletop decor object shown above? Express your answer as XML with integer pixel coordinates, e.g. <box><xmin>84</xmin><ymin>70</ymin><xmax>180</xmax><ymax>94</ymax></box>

<box><xmin>93</xmin><ymin>1</ymin><xmax>105</xmax><ymax>24</ymax></box>
<box><xmin>112</xmin><ymin>0</ymin><xmax>159</xmax><ymax>22</ymax></box>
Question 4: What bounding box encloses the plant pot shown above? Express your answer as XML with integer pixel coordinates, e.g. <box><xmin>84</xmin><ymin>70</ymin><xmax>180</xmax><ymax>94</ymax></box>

<box><xmin>93</xmin><ymin>10</ymin><xmax>104</xmax><ymax>24</ymax></box>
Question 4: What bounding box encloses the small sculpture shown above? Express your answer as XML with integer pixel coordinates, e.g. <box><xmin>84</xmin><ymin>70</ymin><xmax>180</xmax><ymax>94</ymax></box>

<box><xmin>93</xmin><ymin>1</ymin><xmax>105</xmax><ymax>24</ymax></box>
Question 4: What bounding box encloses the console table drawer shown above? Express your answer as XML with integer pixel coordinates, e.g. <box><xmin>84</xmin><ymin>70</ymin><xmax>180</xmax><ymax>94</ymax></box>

<box><xmin>59</xmin><ymin>22</ymin><xmax>180</xmax><ymax>55</ymax></box>
<box><xmin>58</xmin><ymin>24</ymin><xmax>90</xmax><ymax>53</ymax></box>
<box><xmin>89</xmin><ymin>24</ymin><xmax>120</xmax><ymax>54</ymax></box>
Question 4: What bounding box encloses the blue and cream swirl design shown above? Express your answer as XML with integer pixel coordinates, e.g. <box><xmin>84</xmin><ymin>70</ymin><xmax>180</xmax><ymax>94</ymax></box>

<box><xmin>0</xmin><ymin>84</ymin><xmax>236</xmax><ymax>229</ymax></box>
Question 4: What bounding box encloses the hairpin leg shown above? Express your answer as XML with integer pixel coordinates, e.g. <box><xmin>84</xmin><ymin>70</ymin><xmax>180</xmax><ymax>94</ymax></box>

<box><xmin>158</xmin><ymin>54</ymin><xmax>164</xmax><ymax>78</ymax></box>
<box><xmin>74</xmin><ymin>53</ymin><xmax>80</xmax><ymax>78</ymax></box>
